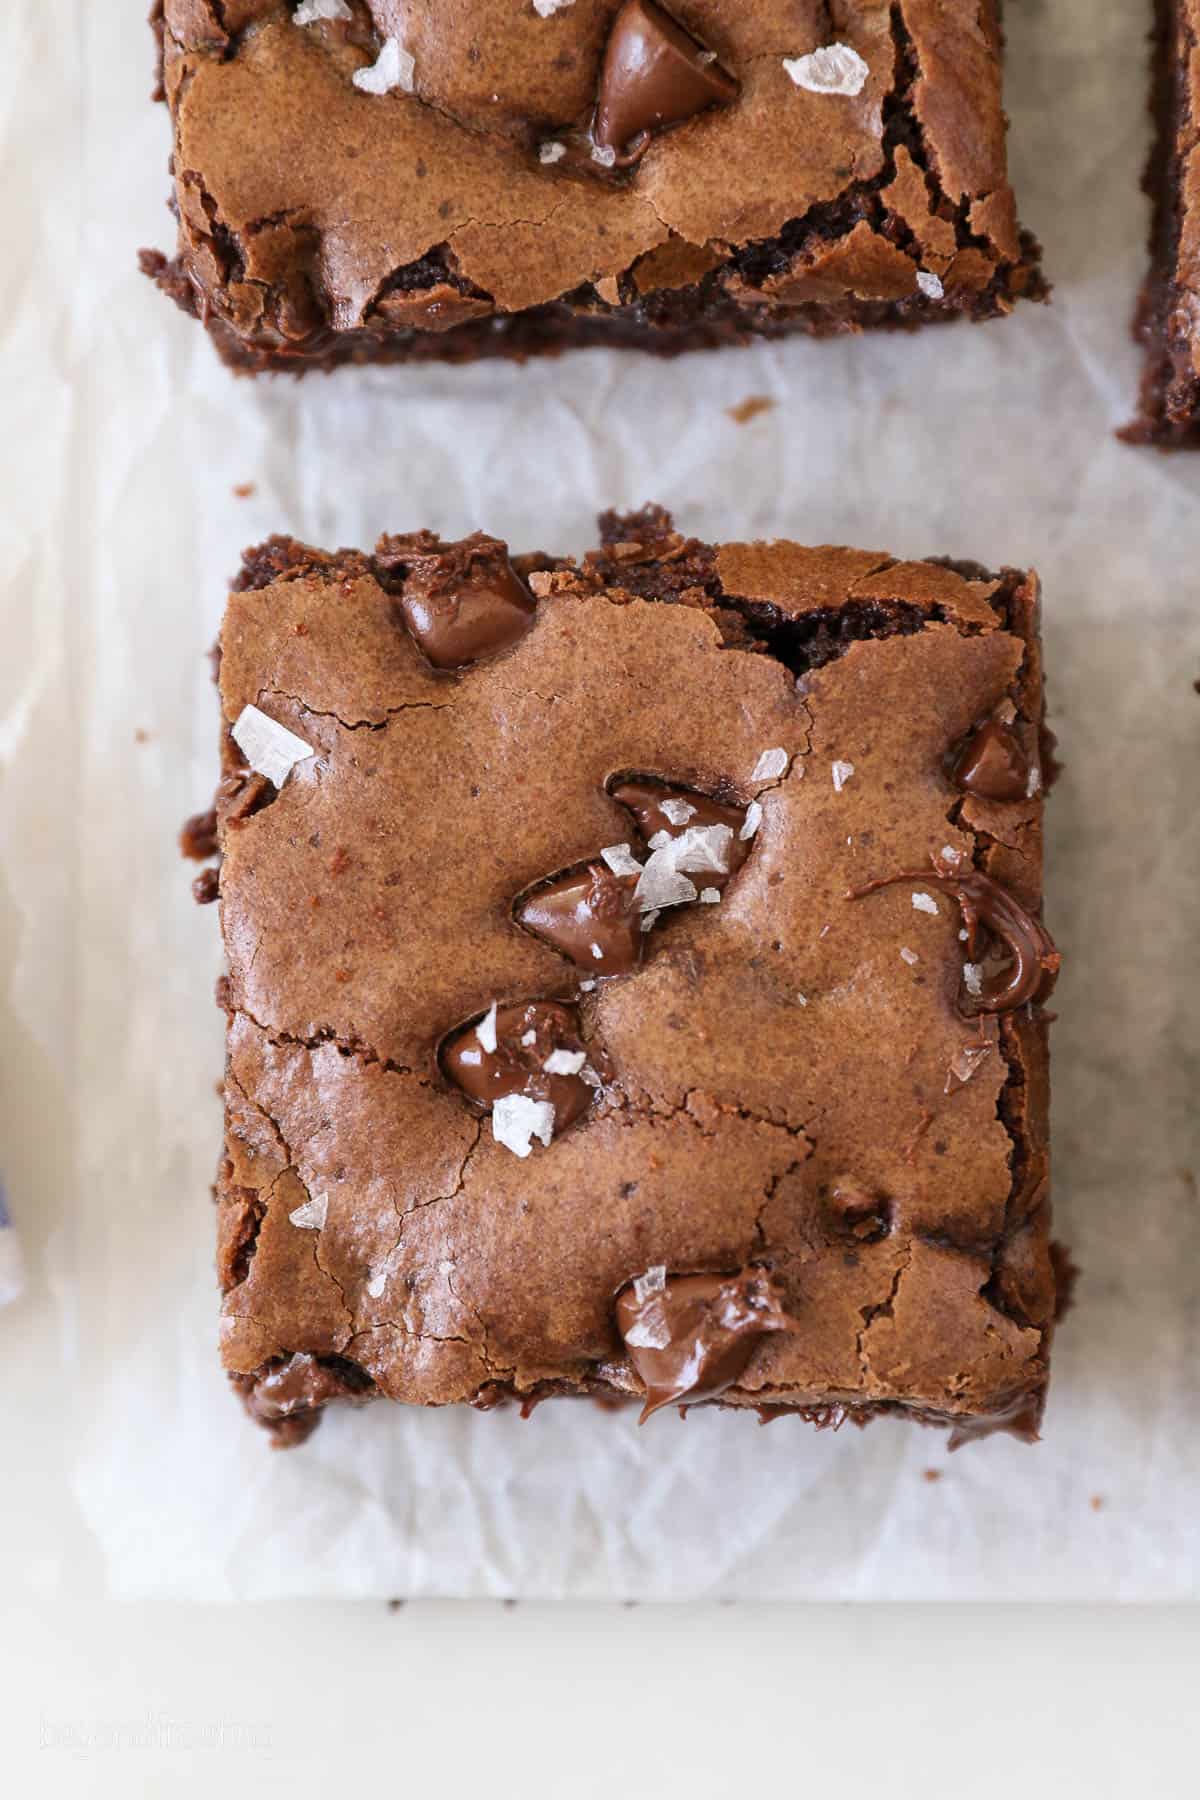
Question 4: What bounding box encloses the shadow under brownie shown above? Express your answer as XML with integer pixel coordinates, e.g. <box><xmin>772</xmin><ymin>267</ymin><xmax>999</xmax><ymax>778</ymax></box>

<box><xmin>144</xmin><ymin>0</ymin><xmax>1046</xmax><ymax>373</ymax></box>
<box><xmin>184</xmin><ymin>507</ymin><xmax>1063</xmax><ymax>1446</ymax></box>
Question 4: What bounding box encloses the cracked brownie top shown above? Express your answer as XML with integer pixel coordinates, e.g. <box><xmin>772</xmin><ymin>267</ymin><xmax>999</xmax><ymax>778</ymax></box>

<box><xmin>146</xmin><ymin>0</ymin><xmax>1045</xmax><ymax>368</ymax></box>
<box><xmin>198</xmin><ymin>507</ymin><xmax>1059</xmax><ymax>1445</ymax></box>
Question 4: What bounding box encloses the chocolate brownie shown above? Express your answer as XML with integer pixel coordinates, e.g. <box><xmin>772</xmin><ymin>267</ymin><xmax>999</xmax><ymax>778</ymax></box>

<box><xmin>143</xmin><ymin>1</ymin><xmax>1046</xmax><ymax>374</ymax></box>
<box><xmin>1127</xmin><ymin>0</ymin><xmax>1200</xmax><ymax>446</ymax></box>
<box><xmin>192</xmin><ymin>507</ymin><xmax>1062</xmax><ymax>1447</ymax></box>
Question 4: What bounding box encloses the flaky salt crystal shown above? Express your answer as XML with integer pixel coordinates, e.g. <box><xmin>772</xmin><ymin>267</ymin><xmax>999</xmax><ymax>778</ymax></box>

<box><xmin>231</xmin><ymin>704</ymin><xmax>314</xmax><ymax>790</ymax></box>
<box><xmin>539</xmin><ymin>142</ymin><xmax>567</xmax><ymax>164</ymax></box>
<box><xmin>590</xmin><ymin>942</ymin><xmax>604</xmax><ymax>960</ymax></box>
<box><xmin>899</xmin><ymin>947</ymin><xmax>919</xmax><ymax>967</ymax></box>
<box><xmin>591</xmin><ymin>142</ymin><xmax>617</xmax><ymax>167</ymax></box>
<box><xmin>353</xmin><ymin>37</ymin><xmax>415</xmax><ymax>95</ymax></box>
<box><xmin>1027</xmin><ymin>765</ymin><xmax>1042</xmax><ymax>796</ymax></box>
<box><xmin>289</xmin><ymin>1193</ymin><xmax>328</xmax><ymax>1231</ymax></box>
<box><xmin>634</xmin><ymin>849</ymin><xmax>697</xmax><ymax>913</ymax></box>
<box><xmin>699</xmin><ymin>887</ymin><xmax>721</xmax><ymax>904</ymax></box>
<box><xmin>632</xmin><ymin>1264</ymin><xmax>667</xmax><ymax>1305</ymax></box>
<box><xmin>533</xmin><ymin>0</ymin><xmax>575</xmax><ymax>14</ymax></box>
<box><xmin>912</xmin><ymin>892</ymin><xmax>939</xmax><ymax>915</ymax></box>
<box><xmin>544</xmin><ymin>1048</ymin><xmax>587</xmax><ymax>1076</ymax></box>
<box><xmin>946</xmin><ymin>1043</ymin><xmax>992</xmax><ymax>1091</ymax></box>
<box><xmin>917</xmin><ymin>271</ymin><xmax>945</xmax><ymax>300</ymax></box>
<box><xmin>476</xmin><ymin>1002</ymin><xmax>498</xmax><ymax>1054</ymax></box>
<box><xmin>493</xmin><ymin>1094</ymin><xmax>556</xmax><ymax>1158</ymax></box>
<box><xmin>458</xmin><ymin>1047</ymin><xmax>482</xmax><ymax>1066</ymax></box>
<box><xmin>660</xmin><ymin>798</ymin><xmax>696</xmax><ymax>826</ymax></box>
<box><xmin>648</xmin><ymin>830</ymin><xmax>672</xmax><ymax>851</ymax></box>
<box><xmin>740</xmin><ymin>801</ymin><xmax>763</xmax><ymax>841</ymax></box>
<box><xmin>579</xmin><ymin>979</ymin><xmax>597</xmax><ymax>992</ymax></box>
<box><xmin>962</xmin><ymin>962</ymin><xmax>984</xmax><ymax>997</ymax></box>
<box><xmin>580</xmin><ymin>1065</ymin><xmax>602</xmax><ymax>1089</ymax></box>
<box><xmin>672</xmin><ymin>823</ymin><xmax>734</xmax><ymax>877</ymax></box>
<box><xmin>796</xmin><ymin>993</ymin><xmax>808</xmax><ymax>1007</ymax></box>
<box><xmin>521</xmin><ymin>1030</ymin><xmax>537</xmax><ymax>1047</ymax></box>
<box><xmin>640</xmin><ymin>909</ymin><xmax>661</xmax><ymax>932</ymax></box>
<box><xmin>601</xmin><ymin>843</ymin><xmax>643</xmax><ymax>879</ymax></box>
<box><xmin>782</xmin><ymin>44</ymin><xmax>869</xmax><ymax>97</ymax></box>
<box><xmin>752</xmin><ymin>746</ymin><xmax>789</xmax><ymax>781</ymax></box>
<box><xmin>294</xmin><ymin>0</ymin><xmax>351</xmax><ymax>22</ymax></box>
<box><xmin>831</xmin><ymin>759</ymin><xmax>855</xmax><ymax>792</ymax></box>
<box><xmin>940</xmin><ymin>845</ymin><xmax>962</xmax><ymax>867</ymax></box>
<box><xmin>366</xmin><ymin>1256</ymin><xmax>394</xmax><ymax>1300</ymax></box>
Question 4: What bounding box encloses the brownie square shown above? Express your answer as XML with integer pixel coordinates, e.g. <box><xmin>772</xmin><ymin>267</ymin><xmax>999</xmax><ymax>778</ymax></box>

<box><xmin>144</xmin><ymin>1</ymin><xmax>1045</xmax><ymax>373</ymax></box>
<box><xmin>193</xmin><ymin>508</ymin><xmax>1062</xmax><ymax>1446</ymax></box>
<box><xmin>1127</xmin><ymin>0</ymin><xmax>1200</xmax><ymax>446</ymax></box>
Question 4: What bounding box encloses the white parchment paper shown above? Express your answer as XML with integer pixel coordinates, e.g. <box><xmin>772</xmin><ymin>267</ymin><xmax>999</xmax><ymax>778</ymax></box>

<box><xmin>1</xmin><ymin>1</ymin><xmax>1197</xmax><ymax>1602</ymax></box>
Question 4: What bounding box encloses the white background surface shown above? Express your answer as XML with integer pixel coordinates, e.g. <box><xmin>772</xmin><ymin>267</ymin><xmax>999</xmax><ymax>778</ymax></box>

<box><xmin>2</xmin><ymin>0</ymin><xmax>1198</xmax><ymax>1786</ymax></box>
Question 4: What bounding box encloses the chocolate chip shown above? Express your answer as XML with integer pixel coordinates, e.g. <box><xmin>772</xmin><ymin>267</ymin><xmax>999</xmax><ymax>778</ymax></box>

<box><xmin>384</xmin><ymin>533</ymin><xmax>536</xmax><ymax>670</ymax></box>
<box><xmin>951</xmin><ymin>719</ymin><xmax>1031</xmax><ymax>803</ymax></box>
<box><xmin>615</xmin><ymin>1267</ymin><xmax>793</xmax><ymax>1421</ymax></box>
<box><xmin>593</xmin><ymin>0</ymin><xmax>738</xmax><ymax>165</ymax></box>
<box><xmin>516</xmin><ymin>861</ymin><xmax>642</xmax><ymax>975</ymax></box>
<box><xmin>179</xmin><ymin>807</ymin><xmax>218</xmax><ymax>861</ymax></box>
<box><xmin>442</xmin><ymin>1001</ymin><xmax>594</xmax><ymax>1135</ymax></box>
<box><xmin>610</xmin><ymin>778</ymin><xmax>749</xmax><ymax>890</ymax></box>
<box><xmin>849</xmin><ymin>859</ymin><xmax>1060</xmax><ymax>1013</ymax></box>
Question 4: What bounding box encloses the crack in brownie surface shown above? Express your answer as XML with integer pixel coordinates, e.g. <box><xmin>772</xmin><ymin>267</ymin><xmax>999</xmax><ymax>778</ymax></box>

<box><xmin>144</xmin><ymin>0</ymin><xmax>1046</xmax><ymax>372</ymax></box>
<box><xmin>194</xmin><ymin>507</ymin><xmax>1062</xmax><ymax>1445</ymax></box>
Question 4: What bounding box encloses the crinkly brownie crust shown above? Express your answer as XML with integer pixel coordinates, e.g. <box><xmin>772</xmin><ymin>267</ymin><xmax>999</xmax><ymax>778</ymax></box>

<box><xmin>145</xmin><ymin>1</ymin><xmax>1046</xmax><ymax>373</ymax></box>
<box><xmin>191</xmin><ymin>507</ymin><xmax>1061</xmax><ymax>1446</ymax></box>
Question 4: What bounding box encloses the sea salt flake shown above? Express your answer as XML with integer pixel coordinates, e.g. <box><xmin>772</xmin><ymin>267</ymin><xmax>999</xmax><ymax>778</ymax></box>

<box><xmin>539</xmin><ymin>141</ymin><xmax>566</xmax><ymax>164</ymax></box>
<box><xmin>640</xmin><ymin>909</ymin><xmax>661</xmax><ymax>932</ymax></box>
<box><xmin>831</xmin><ymin>759</ymin><xmax>855</xmax><ymax>792</ymax></box>
<box><xmin>939</xmin><ymin>845</ymin><xmax>962</xmax><ymax>867</ymax></box>
<box><xmin>917</xmin><ymin>270</ymin><xmax>945</xmax><ymax>300</ymax></box>
<box><xmin>660</xmin><ymin>798</ymin><xmax>696</xmax><ymax>826</ymax></box>
<box><xmin>231</xmin><ymin>704</ymin><xmax>314</xmax><ymax>790</ymax></box>
<box><xmin>899</xmin><ymin>947</ymin><xmax>919</xmax><ymax>967</ymax></box>
<box><xmin>439</xmin><ymin>1259</ymin><xmax>456</xmax><ymax>1277</ymax></box>
<box><xmin>1027</xmin><ymin>765</ymin><xmax>1042</xmax><ymax>797</ymax></box>
<box><xmin>579</xmin><ymin>979</ymin><xmax>597</xmax><ymax>992</ymax></box>
<box><xmin>493</xmin><ymin>1093</ymin><xmax>556</xmax><ymax>1158</ymax></box>
<box><xmin>740</xmin><ymin>800</ymin><xmax>763</xmax><ymax>841</ymax></box>
<box><xmin>783</xmin><ymin>44</ymin><xmax>869</xmax><ymax>97</ymax></box>
<box><xmin>632</xmin><ymin>1264</ymin><xmax>668</xmax><ymax>1305</ymax></box>
<box><xmin>601</xmin><ymin>843</ymin><xmax>643</xmax><ymax>879</ymax></box>
<box><xmin>294</xmin><ymin>0</ymin><xmax>351</xmax><ymax>22</ymax></box>
<box><xmin>521</xmin><ymin>1030</ymin><xmax>537</xmax><ymax>1047</ymax></box>
<box><xmin>959</xmin><ymin>928</ymin><xmax>969</xmax><ymax>942</ymax></box>
<box><xmin>962</xmin><ymin>962</ymin><xmax>985</xmax><ymax>997</ymax></box>
<box><xmin>591</xmin><ymin>142</ymin><xmax>617</xmax><ymax>167</ymax></box>
<box><xmin>946</xmin><ymin>1043</ymin><xmax>992</xmax><ymax>1091</ymax></box>
<box><xmin>543</xmin><ymin>1048</ymin><xmax>586</xmax><ymax>1077</ymax></box>
<box><xmin>648</xmin><ymin>830</ymin><xmax>672</xmax><ymax>851</ymax></box>
<box><xmin>590</xmin><ymin>942</ymin><xmax>604</xmax><ymax>960</ymax></box>
<box><xmin>625</xmin><ymin>1311</ymin><xmax>672</xmax><ymax>1350</ymax></box>
<box><xmin>580</xmin><ymin>1065</ymin><xmax>602</xmax><ymax>1089</ymax></box>
<box><xmin>353</xmin><ymin>36</ymin><xmax>415</xmax><ymax>95</ymax></box>
<box><xmin>288</xmin><ymin>1193</ymin><xmax>328</xmax><ymax>1231</ymax></box>
<box><xmin>912</xmin><ymin>891</ymin><xmax>939</xmax><ymax>915</ymax></box>
<box><xmin>796</xmin><ymin>993</ymin><xmax>809</xmax><ymax>1007</ymax></box>
<box><xmin>634</xmin><ymin>845</ymin><xmax>698</xmax><ymax>913</ymax></box>
<box><xmin>699</xmin><ymin>887</ymin><xmax>721</xmax><ymax>904</ymax></box>
<box><xmin>752</xmin><ymin>746</ymin><xmax>789</xmax><ymax>782</ymax></box>
<box><xmin>533</xmin><ymin>0</ymin><xmax>575</xmax><ymax>15</ymax></box>
<box><xmin>476</xmin><ymin>1002</ymin><xmax>498</xmax><ymax>1054</ymax></box>
<box><xmin>366</xmin><ymin>1255</ymin><xmax>396</xmax><ymax>1299</ymax></box>
<box><xmin>672</xmin><ymin>823</ymin><xmax>733</xmax><ymax>877</ymax></box>
<box><xmin>458</xmin><ymin>1048</ymin><xmax>482</xmax><ymax>1067</ymax></box>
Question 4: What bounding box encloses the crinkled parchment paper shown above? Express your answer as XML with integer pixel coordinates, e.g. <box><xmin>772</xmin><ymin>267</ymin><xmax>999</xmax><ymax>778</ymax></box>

<box><xmin>1</xmin><ymin>0</ymin><xmax>1197</xmax><ymax>1601</ymax></box>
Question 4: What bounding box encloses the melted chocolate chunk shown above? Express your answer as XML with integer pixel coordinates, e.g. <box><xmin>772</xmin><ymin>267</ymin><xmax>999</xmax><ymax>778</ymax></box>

<box><xmin>951</xmin><ymin>719</ymin><xmax>1031</xmax><ymax>803</ymax></box>
<box><xmin>516</xmin><ymin>861</ymin><xmax>641</xmax><ymax>975</ymax></box>
<box><xmin>443</xmin><ymin>1000</ymin><xmax>594</xmax><ymax>1134</ymax></box>
<box><xmin>850</xmin><ymin>860</ymin><xmax>1060</xmax><ymax>1013</ymax></box>
<box><xmin>593</xmin><ymin>0</ymin><xmax>738</xmax><ymax>165</ymax></box>
<box><xmin>610</xmin><ymin>778</ymin><xmax>749</xmax><ymax>891</ymax></box>
<box><xmin>615</xmin><ymin>1267</ymin><xmax>792</xmax><ymax>1421</ymax></box>
<box><xmin>382</xmin><ymin>532</ymin><xmax>536</xmax><ymax>670</ymax></box>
